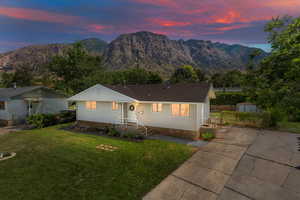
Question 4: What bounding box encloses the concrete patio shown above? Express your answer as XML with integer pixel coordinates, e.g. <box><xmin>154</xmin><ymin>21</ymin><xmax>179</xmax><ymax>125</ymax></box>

<box><xmin>144</xmin><ymin>127</ymin><xmax>300</xmax><ymax>200</ymax></box>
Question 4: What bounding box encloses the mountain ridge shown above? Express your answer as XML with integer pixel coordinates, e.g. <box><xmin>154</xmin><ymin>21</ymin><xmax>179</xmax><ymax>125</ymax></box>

<box><xmin>0</xmin><ymin>31</ymin><xmax>268</xmax><ymax>76</ymax></box>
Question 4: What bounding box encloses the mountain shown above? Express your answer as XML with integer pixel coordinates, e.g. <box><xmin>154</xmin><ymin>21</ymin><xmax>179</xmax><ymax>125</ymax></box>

<box><xmin>0</xmin><ymin>32</ymin><xmax>267</xmax><ymax>76</ymax></box>
<box><xmin>0</xmin><ymin>44</ymin><xmax>67</xmax><ymax>71</ymax></box>
<box><xmin>78</xmin><ymin>38</ymin><xmax>108</xmax><ymax>53</ymax></box>
<box><xmin>0</xmin><ymin>38</ymin><xmax>107</xmax><ymax>72</ymax></box>
<box><xmin>104</xmin><ymin>32</ymin><xmax>267</xmax><ymax>75</ymax></box>
<box><xmin>185</xmin><ymin>40</ymin><xmax>266</xmax><ymax>71</ymax></box>
<box><xmin>103</xmin><ymin>32</ymin><xmax>194</xmax><ymax>75</ymax></box>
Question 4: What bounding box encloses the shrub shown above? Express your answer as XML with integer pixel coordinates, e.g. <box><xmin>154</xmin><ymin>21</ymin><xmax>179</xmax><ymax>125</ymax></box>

<box><xmin>57</xmin><ymin>110</ymin><xmax>76</xmax><ymax>123</ymax></box>
<box><xmin>122</xmin><ymin>132</ymin><xmax>145</xmax><ymax>140</ymax></box>
<box><xmin>122</xmin><ymin>132</ymin><xmax>136</xmax><ymax>139</ymax></box>
<box><xmin>107</xmin><ymin>127</ymin><xmax>120</xmax><ymax>137</ymax></box>
<box><xmin>26</xmin><ymin>114</ymin><xmax>58</xmax><ymax>128</ymax></box>
<box><xmin>211</xmin><ymin>92</ymin><xmax>247</xmax><ymax>105</ymax></box>
<box><xmin>201</xmin><ymin>132</ymin><xmax>215</xmax><ymax>141</ymax></box>
<box><xmin>134</xmin><ymin>133</ymin><xmax>145</xmax><ymax>140</ymax></box>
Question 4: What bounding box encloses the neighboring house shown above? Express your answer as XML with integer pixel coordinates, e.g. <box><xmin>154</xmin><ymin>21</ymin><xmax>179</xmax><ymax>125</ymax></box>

<box><xmin>0</xmin><ymin>86</ymin><xmax>68</xmax><ymax>126</ymax></box>
<box><xmin>214</xmin><ymin>87</ymin><xmax>242</xmax><ymax>92</ymax></box>
<box><xmin>236</xmin><ymin>102</ymin><xmax>260</xmax><ymax>113</ymax></box>
<box><xmin>68</xmin><ymin>83</ymin><xmax>215</xmax><ymax>139</ymax></box>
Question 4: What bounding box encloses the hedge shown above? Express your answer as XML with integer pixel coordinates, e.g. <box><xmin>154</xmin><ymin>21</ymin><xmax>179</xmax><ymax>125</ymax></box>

<box><xmin>211</xmin><ymin>92</ymin><xmax>247</xmax><ymax>105</ymax></box>
<box><xmin>220</xmin><ymin>111</ymin><xmax>272</xmax><ymax>128</ymax></box>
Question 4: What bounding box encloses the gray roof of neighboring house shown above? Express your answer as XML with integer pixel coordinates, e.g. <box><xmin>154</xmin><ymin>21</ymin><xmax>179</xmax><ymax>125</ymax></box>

<box><xmin>0</xmin><ymin>86</ymin><xmax>49</xmax><ymax>101</ymax></box>
<box><xmin>106</xmin><ymin>82</ymin><xmax>212</xmax><ymax>103</ymax></box>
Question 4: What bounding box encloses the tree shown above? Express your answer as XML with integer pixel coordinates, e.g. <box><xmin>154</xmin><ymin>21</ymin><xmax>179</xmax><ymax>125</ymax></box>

<box><xmin>48</xmin><ymin>43</ymin><xmax>104</xmax><ymax>95</ymax></box>
<box><xmin>0</xmin><ymin>66</ymin><xmax>35</xmax><ymax>88</ymax></box>
<box><xmin>170</xmin><ymin>65</ymin><xmax>199</xmax><ymax>83</ymax></box>
<box><xmin>244</xmin><ymin>16</ymin><xmax>300</xmax><ymax>121</ymax></box>
<box><xmin>194</xmin><ymin>68</ymin><xmax>207</xmax><ymax>82</ymax></box>
<box><xmin>210</xmin><ymin>70</ymin><xmax>244</xmax><ymax>88</ymax></box>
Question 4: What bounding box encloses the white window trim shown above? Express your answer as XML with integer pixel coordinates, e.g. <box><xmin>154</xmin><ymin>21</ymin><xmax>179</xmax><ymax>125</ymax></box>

<box><xmin>152</xmin><ymin>103</ymin><xmax>162</xmax><ymax>112</ymax></box>
<box><xmin>112</xmin><ymin>101</ymin><xmax>119</xmax><ymax>110</ymax></box>
<box><xmin>86</xmin><ymin>101</ymin><xmax>97</xmax><ymax>110</ymax></box>
<box><xmin>171</xmin><ymin>104</ymin><xmax>190</xmax><ymax>117</ymax></box>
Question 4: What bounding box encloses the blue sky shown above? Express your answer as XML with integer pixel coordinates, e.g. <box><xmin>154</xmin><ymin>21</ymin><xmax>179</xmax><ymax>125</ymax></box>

<box><xmin>1</xmin><ymin>0</ymin><xmax>299</xmax><ymax>53</ymax></box>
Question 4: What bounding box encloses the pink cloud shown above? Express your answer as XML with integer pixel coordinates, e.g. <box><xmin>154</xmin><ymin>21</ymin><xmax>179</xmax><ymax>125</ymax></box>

<box><xmin>215</xmin><ymin>24</ymin><xmax>252</xmax><ymax>31</ymax></box>
<box><xmin>0</xmin><ymin>6</ymin><xmax>109</xmax><ymax>34</ymax></box>
<box><xmin>87</xmin><ymin>24</ymin><xmax>108</xmax><ymax>33</ymax></box>
<box><xmin>0</xmin><ymin>6</ymin><xmax>79</xmax><ymax>25</ymax></box>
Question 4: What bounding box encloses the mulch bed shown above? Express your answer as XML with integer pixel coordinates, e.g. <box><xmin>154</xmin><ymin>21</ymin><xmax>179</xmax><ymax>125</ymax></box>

<box><xmin>61</xmin><ymin>125</ymin><xmax>144</xmax><ymax>142</ymax></box>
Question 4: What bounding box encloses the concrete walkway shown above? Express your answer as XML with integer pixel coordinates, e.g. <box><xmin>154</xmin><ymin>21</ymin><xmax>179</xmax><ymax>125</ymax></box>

<box><xmin>0</xmin><ymin>126</ymin><xmax>23</xmax><ymax>136</ymax></box>
<box><xmin>144</xmin><ymin>127</ymin><xmax>300</xmax><ymax>200</ymax></box>
<box><xmin>148</xmin><ymin>135</ymin><xmax>208</xmax><ymax>147</ymax></box>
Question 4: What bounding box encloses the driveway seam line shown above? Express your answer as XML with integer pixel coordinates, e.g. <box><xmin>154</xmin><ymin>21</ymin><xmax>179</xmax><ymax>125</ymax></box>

<box><xmin>197</xmin><ymin>149</ymin><xmax>242</xmax><ymax>160</ymax></box>
<box><xmin>171</xmin><ymin>174</ymin><xmax>219</xmax><ymax>195</ymax></box>
<box><xmin>223</xmin><ymin>186</ymin><xmax>256</xmax><ymax>200</ymax></box>
<box><xmin>245</xmin><ymin>153</ymin><xmax>294</xmax><ymax>168</ymax></box>
<box><xmin>217</xmin><ymin>129</ymin><xmax>260</xmax><ymax>199</ymax></box>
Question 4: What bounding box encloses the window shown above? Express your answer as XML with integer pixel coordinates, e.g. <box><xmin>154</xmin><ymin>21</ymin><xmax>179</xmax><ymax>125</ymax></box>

<box><xmin>86</xmin><ymin>101</ymin><xmax>96</xmax><ymax>110</ymax></box>
<box><xmin>152</xmin><ymin>103</ymin><xmax>162</xmax><ymax>112</ymax></box>
<box><xmin>171</xmin><ymin>104</ymin><xmax>180</xmax><ymax>116</ymax></box>
<box><xmin>180</xmin><ymin>104</ymin><xmax>190</xmax><ymax>117</ymax></box>
<box><xmin>112</xmin><ymin>101</ymin><xmax>119</xmax><ymax>110</ymax></box>
<box><xmin>0</xmin><ymin>101</ymin><xmax>5</xmax><ymax>110</ymax></box>
<box><xmin>172</xmin><ymin>104</ymin><xmax>189</xmax><ymax>116</ymax></box>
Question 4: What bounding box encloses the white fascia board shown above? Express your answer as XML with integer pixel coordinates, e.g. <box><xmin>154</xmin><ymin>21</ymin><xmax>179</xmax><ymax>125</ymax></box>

<box><xmin>68</xmin><ymin>84</ymin><xmax>137</xmax><ymax>102</ymax></box>
<box><xmin>138</xmin><ymin>101</ymin><xmax>203</xmax><ymax>104</ymax></box>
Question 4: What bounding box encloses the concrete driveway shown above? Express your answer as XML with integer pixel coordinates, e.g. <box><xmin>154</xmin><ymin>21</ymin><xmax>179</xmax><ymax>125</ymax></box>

<box><xmin>144</xmin><ymin>127</ymin><xmax>300</xmax><ymax>200</ymax></box>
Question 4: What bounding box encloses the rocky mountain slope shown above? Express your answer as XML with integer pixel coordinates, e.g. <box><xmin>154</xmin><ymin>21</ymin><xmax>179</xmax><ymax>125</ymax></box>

<box><xmin>0</xmin><ymin>31</ymin><xmax>267</xmax><ymax>75</ymax></box>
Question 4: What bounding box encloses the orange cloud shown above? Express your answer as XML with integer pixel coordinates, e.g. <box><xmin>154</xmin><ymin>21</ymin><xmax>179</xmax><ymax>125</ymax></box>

<box><xmin>148</xmin><ymin>18</ymin><xmax>191</xmax><ymax>27</ymax></box>
<box><xmin>215</xmin><ymin>11</ymin><xmax>242</xmax><ymax>24</ymax></box>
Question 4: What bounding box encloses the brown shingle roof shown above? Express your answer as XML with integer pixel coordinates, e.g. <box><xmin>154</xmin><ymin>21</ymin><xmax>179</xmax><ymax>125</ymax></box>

<box><xmin>105</xmin><ymin>82</ymin><xmax>211</xmax><ymax>103</ymax></box>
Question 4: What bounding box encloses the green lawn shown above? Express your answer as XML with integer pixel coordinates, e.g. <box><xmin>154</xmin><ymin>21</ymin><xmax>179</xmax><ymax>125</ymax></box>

<box><xmin>0</xmin><ymin>125</ymin><xmax>194</xmax><ymax>200</ymax></box>
<box><xmin>211</xmin><ymin>112</ymin><xmax>300</xmax><ymax>134</ymax></box>
<box><xmin>278</xmin><ymin>121</ymin><xmax>300</xmax><ymax>134</ymax></box>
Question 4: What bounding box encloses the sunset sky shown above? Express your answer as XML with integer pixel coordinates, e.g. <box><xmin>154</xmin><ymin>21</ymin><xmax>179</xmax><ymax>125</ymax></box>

<box><xmin>1</xmin><ymin>0</ymin><xmax>300</xmax><ymax>53</ymax></box>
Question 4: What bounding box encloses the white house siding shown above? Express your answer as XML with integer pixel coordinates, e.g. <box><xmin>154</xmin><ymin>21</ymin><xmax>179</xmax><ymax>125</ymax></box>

<box><xmin>136</xmin><ymin>103</ymin><xmax>197</xmax><ymax>131</ymax></box>
<box><xmin>77</xmin><ymin>101</ymin><xmax>122</xmax><ymax>124</ymax></box>
<box><xmin>196</xmin><ymin>103</ymin><xmax>203</xmax><ymax>130</ymax></box>
<box><xmin>7</xmin><ymin>100</ymin><xmax>28</xmax><ymax>121</ymax></box>
<box><xmin>203</xmin><ymin>96</ymin><xmax>210</xmax><ymax>122</ymax></box>
<box><xmin>41</xmin><ymin>98</ymin><xmax>68</xmax><ymax>114</ymax></box>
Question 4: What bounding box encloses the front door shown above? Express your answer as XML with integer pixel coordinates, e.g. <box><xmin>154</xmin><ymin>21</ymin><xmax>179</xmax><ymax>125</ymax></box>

<box><xmin>127</xmin><ymin>103</ymin><xmax>137</xmax><ymax>123</ymax></box>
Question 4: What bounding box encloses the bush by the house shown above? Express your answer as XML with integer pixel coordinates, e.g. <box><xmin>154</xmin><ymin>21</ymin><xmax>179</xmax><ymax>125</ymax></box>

<box><xmin>122</xmin><ymin>132</ymin><xmax>145</xmax><ymax>140</ymax></box>
<box><xmin>26</xmin><ymin>114</ymin><xmax>58</xmax><ymax>128</ymax></box>
<box><xmin>27</xmin><ymin>110</ymin><xmax>76</xmax><ymax>129</ymax></box>
<box><xmin>57</xmin><ymin>110</ymin><xmax>76</xmax><ymax>123</ymax></box>
<box><xmin>107</xmin><ymin>127</ymin><xmax>121</xmax><ymax>137</ymax></box>
<box><xmin>220</xmin><ymin>111</ymin><xmax>273</xmax><ymax>128</ymax></box>
<box><xmin>211</xmin><ymin>92</ymin><xmax>247</xmax><ymax>105</ymax></box>
<box><xmin>201</xmin><ymin>132</ymin><xmax>215</xmax><ymax>141</ymax></box>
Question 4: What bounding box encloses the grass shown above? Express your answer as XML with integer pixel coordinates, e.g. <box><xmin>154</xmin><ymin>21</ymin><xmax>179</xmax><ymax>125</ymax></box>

<box><xmin>0</xmin><ymin>125</ymin><xmax>194</xmax><ymax>200</ymax></box>
<box><xmin>211</xmin><ymin>112</ymin><xmax>300</xmax><ymax>134</ymax></box>
<box><xmin>278</xmin><ymin>121</ymin><xmax>300</xmax><ymax>134</ymax></box>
